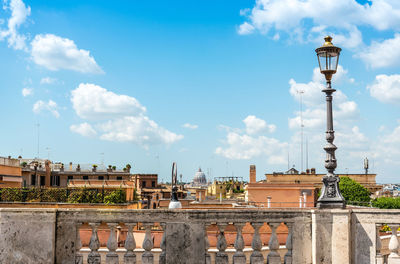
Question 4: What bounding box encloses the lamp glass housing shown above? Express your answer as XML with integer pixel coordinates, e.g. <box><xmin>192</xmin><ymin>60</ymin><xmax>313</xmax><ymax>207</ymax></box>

<box><xmin>317</xmin><ymin>48</ymin><xmax>340</xmax><ymax>73</ymax></box>
<box><xmin>315</xmin><ymin>36</ymin><xmax>341</xmax><ymax>76</ymax></box>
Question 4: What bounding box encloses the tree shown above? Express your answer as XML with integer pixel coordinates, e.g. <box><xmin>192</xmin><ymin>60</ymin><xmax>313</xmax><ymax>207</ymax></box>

<box><xmin>339</xmin><ymin>176</ymin><xmax>371</xmax><ymax>204</ymax></box>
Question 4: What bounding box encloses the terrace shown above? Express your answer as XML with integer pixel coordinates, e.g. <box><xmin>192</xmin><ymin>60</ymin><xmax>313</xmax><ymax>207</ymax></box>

<box><xmin>0</xmin><ymin>207</ymin><xmax>398</xmax><ymax>264</ymax></box>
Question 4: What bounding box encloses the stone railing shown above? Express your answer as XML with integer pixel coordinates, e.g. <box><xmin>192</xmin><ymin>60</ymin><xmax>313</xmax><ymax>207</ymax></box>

<box><xmin>351</xmin><ymin>209</ymin><xmax>400</xmax><ymax>264</ymax></box>
<box><xmin>1</xmin><ymin>208</ymin><xmax>400</xmax><ymax>264</ymax></box>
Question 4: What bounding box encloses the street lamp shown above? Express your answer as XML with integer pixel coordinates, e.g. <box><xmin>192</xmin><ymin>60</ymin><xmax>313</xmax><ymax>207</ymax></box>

<box><xmin>315</xmin><ymin>36</ymin><xmax>345</xmax><ymax>208</ymax></box>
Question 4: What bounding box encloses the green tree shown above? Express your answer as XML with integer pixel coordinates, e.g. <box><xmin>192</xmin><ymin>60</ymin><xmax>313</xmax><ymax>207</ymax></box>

<box><xmin>339</xmin><ymin>176</ymin><xmax>371</xmax><ymax>204</ymax></box>
<box><xmin>372</xmin><ymin>197</ymin><xmax>400</xmax><ymax>209</ymax></box>
<box><xmin>103</xmin><ymin>189</ymin><xmax>126</xmax><ymax>204</ymax></box>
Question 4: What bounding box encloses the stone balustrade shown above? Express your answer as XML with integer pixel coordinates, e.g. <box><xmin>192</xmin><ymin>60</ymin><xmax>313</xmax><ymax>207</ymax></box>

<box><xmin>2</xmin><ymin>208</ymin><xmax>400</xmax><ymax>263</ymax></box>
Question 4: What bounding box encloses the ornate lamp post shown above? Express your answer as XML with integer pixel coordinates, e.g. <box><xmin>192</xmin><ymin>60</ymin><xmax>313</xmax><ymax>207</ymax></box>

<box><xmin>315</xmin><ymin>36</ymin><xmax>345</xmax><ymax>208</ymax></box>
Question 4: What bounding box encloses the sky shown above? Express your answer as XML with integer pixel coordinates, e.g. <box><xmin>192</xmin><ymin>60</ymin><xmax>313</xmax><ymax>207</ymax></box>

<box><xmin>0</xmin><ymin>0</ymin><xmax>399</xmax><ymax>183</ymax></box>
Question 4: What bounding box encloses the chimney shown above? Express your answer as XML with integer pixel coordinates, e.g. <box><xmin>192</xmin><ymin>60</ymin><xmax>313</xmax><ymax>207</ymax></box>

<box><xmin>45</xmin><ymin>160</ymin><xmax>51</xmax><ymax>187</ymax></box>
<box><xmin>250</xmin><ymin>165</ymin><xmax>256</xmax><ymax>183</ymax></box>
<box><xmin>69</xmin><ymin>162</ymin><xmax>73</xmax><ymax>171</ymax></box>
<box><xmin>311</xmin><ymin>168</ymin><xmax>316</xmax><ymax>174</ymax></box>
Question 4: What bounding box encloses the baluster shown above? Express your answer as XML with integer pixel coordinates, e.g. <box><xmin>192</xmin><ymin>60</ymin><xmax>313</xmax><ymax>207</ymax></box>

<box><xmin>142</xmin><ymin>223</ymin><xmax>154</xmax><ymax>264</ymax></box>
<box><xmin>124</xmin><ymin>223</ymin><xmax>136</xmax><ymax>264</ymax></box>
<box><xmin>250</xmin><ymin>222</ymin><xmax>264</xmax><ymax>264</ymax></box>
<box><xmin>75</xmin><ymin>223</ymin><xmax>83</xmax><ymax>264</ymax></box>
<box><xmin>388</xmin><ymin>224</ymin><xmax>400</xmax><ymax>262</ymax></box>
<box><xmin>106</xmin><ymin>223</ymin><xmax>119</xmax><ymax>264</ymax></box>
<box><xmin>233</xmin><ymin>222</ymin><xmax>246</xmax><ymax>264</ymax></box>
<box><xmin>376</xmin><ymin>224</ymin><xmax>384</xmax><ymax>264</ymax></box>
<box><xmin>159</xmin><ymin>223</ymin><xmax>166</xmax><ymax>264</ymax></box>
<box><xmin>267</xmin><ymin>222</ymin><xmax>281</xmax><ymax>264</ymax></box>
<box><xmin>216</xmin><ymin>223</ymin><xmax>228</xmax><ymax>264</ymax></box>
<box><xmin>88</xmin><ymin>222</ymin><xmax>101</xmax><ymax>264</ymax></box>
<box><xmin>204</xmin><ymin>222</ymin><xmax>211</xmax><ymax>264</ymax></box>
<box><xmin>284</xmin><ymin>222</ymin><xmax>293</xmax><ymax>264</ymax></box>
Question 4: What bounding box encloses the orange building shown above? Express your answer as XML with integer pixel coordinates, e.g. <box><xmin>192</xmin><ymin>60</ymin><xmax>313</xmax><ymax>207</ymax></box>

<box><xmin>68</xmin><ymin>179</ymin><xmax>138</xmax><ymax>201</ymax></box>
<box><xmin>265</xmin><ymin>167</ymin><xmax>381</xmax><ymax>193</ymax></box>
<box><xmin>21</xmin><ymin>160</ymin><xmax>131</xmax><ymax>188</ymax></box>
<box><xmin>246</xmin><ymin>165</ymin><xmax>317</xmax><ymax>208</ymax></box>
<box><xmin>0</xmin><ymin>156</ymin><xmax>23</xmax><ymax>187</ymax></box>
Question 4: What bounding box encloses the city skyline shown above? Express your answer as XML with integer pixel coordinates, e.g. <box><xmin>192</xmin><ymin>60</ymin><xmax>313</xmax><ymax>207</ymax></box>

<box><xmin>0</xmin><ymin>0</ymin><xmax>399</xmax><ymax>183</ymax></box>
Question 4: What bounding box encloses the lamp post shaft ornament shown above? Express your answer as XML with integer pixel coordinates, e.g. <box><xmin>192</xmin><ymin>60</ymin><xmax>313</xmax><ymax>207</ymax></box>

<box><xmin>315</xmin><ymin>36</ymin><xmax>345</xmax><ymax>208</ymax></box>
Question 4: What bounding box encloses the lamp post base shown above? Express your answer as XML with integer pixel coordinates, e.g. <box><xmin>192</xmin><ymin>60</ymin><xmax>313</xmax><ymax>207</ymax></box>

<box><xmin>317</xmin><ymin>201</ymin><xmax>346</xmax><ymax>209</ymax></box>
<box><xmin>317</xmin><ymin>175</ymin><xmax>346</xmax><ymax>209</ymax></box>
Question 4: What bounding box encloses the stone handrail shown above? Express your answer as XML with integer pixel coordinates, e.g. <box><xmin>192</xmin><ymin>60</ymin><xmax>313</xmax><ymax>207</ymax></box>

<box><xmin>2</xmin><ymin>208</ymin><xmax>400</xmax><ymax>264</ymax></box>
<box><xmin>0</xmin><ymin>208</ymin><xmax>312</xmax><ymax>264</ymax></box>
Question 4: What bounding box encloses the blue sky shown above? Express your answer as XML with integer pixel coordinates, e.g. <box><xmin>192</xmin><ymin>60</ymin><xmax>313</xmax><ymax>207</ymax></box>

<box><xmin>0</xmin><ymin>0</ymin><xmax>399</xmax><ymax>183</ymax></box>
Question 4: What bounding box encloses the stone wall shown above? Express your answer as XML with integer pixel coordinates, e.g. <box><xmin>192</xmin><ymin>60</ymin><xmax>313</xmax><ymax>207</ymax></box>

<box><xmin>0</xmin><ymin>208</ymin><xmax>399</xmax><ymax>264</ymax></box>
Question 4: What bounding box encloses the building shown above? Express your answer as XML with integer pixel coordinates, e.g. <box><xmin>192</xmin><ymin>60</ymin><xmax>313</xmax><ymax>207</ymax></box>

<box><xmin>246</xmin><ymin>165</ymin><xmax>317</xmax><ymax>207</ymax></box>
<box><xmin>0</xmin><ymin>156</ymin><xmax>23</xmax><ymax>187</ymax></box>
<box><xmin>68</xmin><ymin>179</ymin><xmax>137</xmax><ymax>201</ymax></box>
<box><xmin>207</xmin><ymin>176</ymin><xmax>245</xmax><ymax>199</ymax></box>
<box><xmin>132</xmin><ymin>174</ymin><xmax>188</xmax><ymax>209</ymax></box>
<box><xmin>265</xmin><ymin>167</ymin><xmax>382</xmax><ymax>193</ymax></box>
<box><xmin>21</xmin><ymin>160</ymin><xmax>131</xmax><ymax>188</ymax></box>
<box><xmin>191</xmin><ymin>168</ymin><xmax>208</xmax><ymax>187</ymax></box>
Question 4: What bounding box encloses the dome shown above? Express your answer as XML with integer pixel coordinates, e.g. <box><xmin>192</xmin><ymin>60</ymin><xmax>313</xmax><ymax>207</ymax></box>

<box><xmin>192</xmin><ymin>168</ymin><xmax>207</xmax><ymax>185</ymax></box>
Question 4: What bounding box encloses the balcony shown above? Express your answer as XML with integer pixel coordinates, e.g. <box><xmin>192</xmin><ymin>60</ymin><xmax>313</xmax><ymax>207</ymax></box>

<box><xmin>0</xmin><ymin>208</ymin><xmax>399</xmax><ymax>263</ymax></box>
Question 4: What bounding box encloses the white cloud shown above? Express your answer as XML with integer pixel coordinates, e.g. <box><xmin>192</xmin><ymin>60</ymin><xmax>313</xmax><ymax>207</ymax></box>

<box><xmin>70</xmin><ymin>83</ymin><xmax>183</xmax><ymax>147</ymax></box>
<box><xmin>0</xmin><ymin>0</ymin><xmax>31</xmax><ymax>50</ymax></box>
<box><xmin>21</xmin><ymin>87</ymin><xmax>32</xmax><ymax>96</ymax></box>
<box><xmin>375</xmin><ymin>123</ymin><xmax>400</xmax><ymax>166</ymax></box>
<box><xmin>182</xmin><ymin>123</ymin><xmax>198</xmax><ymax>130</ymax></box>
<box><xmin>70</xmin><ymin>123</ymin><xmax>97</xmax><ymax>137</ymax></box>
<box><xmin>40</xmin><ymin>77</ymin><xmax>57</xmax><ymax>85</ymax></box>
<box><xmin>237</xmin><ymin>22</ymin><xmax>255</xmax><ymax>35</ymax></box>
<box><xmin>358</xmin><ymin>34</ymin><xmax>400</xmax><ymax>69</ymax></box>
<box><xmin>239</xmin><ymin>0</ymin><xmax>400</xmax><ymax>36</ymax></box>
<box><xmin>288</xmin><ymin>66</ymin><xmax>358</xmax><ymax>130</ymax></box>
<box><xmin>243</xmin><ymin>115</ymin><xmax>276</xmax><ymax>135</ymax></box>
<box><xmin>33</xmin><ymin>100</ymin><xmax>59</xmax><ymax>118</ymax></box>
<box><xmin>367</xmin><ymin>74</ymin><xmax>400</xmax><ymax>105</ymax></box>
<box><xmin>216</xmin><ymin>132</ymin><xmax>287</xmax><ymax>163</ymax></box>
<box><xmin>216</xmin><ymin>116</ymin><xmax>286</xmax><ymax>163</ymax></box>
<box><xmin>71</xmin><ymin>83</ymin><xmax>146</xmax><ymax>120</ymax></box>
<box><xmin>238</xmin><ymin>0</ymin><xmax>400</xmax><ymax>66</ymax></box>
<box><xmin>31</xmin><ymin>34</ymin><xmax>103</xmax><ymax>74</ymax></box>
<box><xmin>99</xmin><ymin>116</ymin><xmax>183</xmax><ymax>145</ymax></box>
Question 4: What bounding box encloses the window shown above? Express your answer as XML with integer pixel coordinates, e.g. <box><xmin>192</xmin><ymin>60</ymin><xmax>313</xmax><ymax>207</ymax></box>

<box><xmin>117</xmin><ymin>176</ymin><xmax>122</xmax><ymax>180</ymax></box>
<box><xmin>83</xmin><ymin>176</ymin><xmax>88</xmax><ymax>180</ymax></box>
<box><xmin>68</xmin><ymin>176</ymin><xmax>73</xmax><ymax>181</ymax></box>
<box><xmin>151</xmin><ymin>181</ymin><xmax>156</xmax><ymax>188</ymax></box>
<box><xmin>40</xmin><ymin>176</ymin><xmax>45</xmax><ymax>186</ymax></box>
<box><xmin>142</xmin><ymin>181</ymin><xmax>146</xmax><ymax>188</ymax></box>
<box><xmin>31</xmin><ymin>174</ymin><xmax>36</xmax><ymax>186</ymax></box>
<box><xmin>98</xmin><ymin>176</ymin><xmax>104</xmax><ymax>180</ymax></box>
<box><xmin>52</xmin><ymin>176</ymin><xmax>60</xmax><ymax>186</ymax></box>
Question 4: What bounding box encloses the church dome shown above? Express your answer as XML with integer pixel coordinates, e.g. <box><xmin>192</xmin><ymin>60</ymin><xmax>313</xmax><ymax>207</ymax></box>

<box><xmin>193</xmin><ymin>168</ymin><xmax>207</xmax><ymax>185</ymax></box>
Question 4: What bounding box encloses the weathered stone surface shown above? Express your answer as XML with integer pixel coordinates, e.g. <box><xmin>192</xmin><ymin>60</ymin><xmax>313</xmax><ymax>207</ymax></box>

<box><xmin>165</xmin><ymin>222</ymin><xmax>205</xmax><ymax>264</ymax></box>
<box><xmin>0</xmin><ymin>208</ymin><xmax>56</xmax><ymax>264</ymax></box>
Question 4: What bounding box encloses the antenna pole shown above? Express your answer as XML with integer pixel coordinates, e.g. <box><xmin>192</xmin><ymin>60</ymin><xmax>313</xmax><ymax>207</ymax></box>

<box><xmin>297</xmin><ymin>90</ymin><xmax>305</xmax><ymax>173</ymax></box>
<box><xmin>306</xmin><ymin>137</ymin><xmax>309</xmax><ymax>170</ymax></box>
<box><xmin>36</xmin><ymin>123</ymin><xmax>40</xmax><ymax>159</ymax></box>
